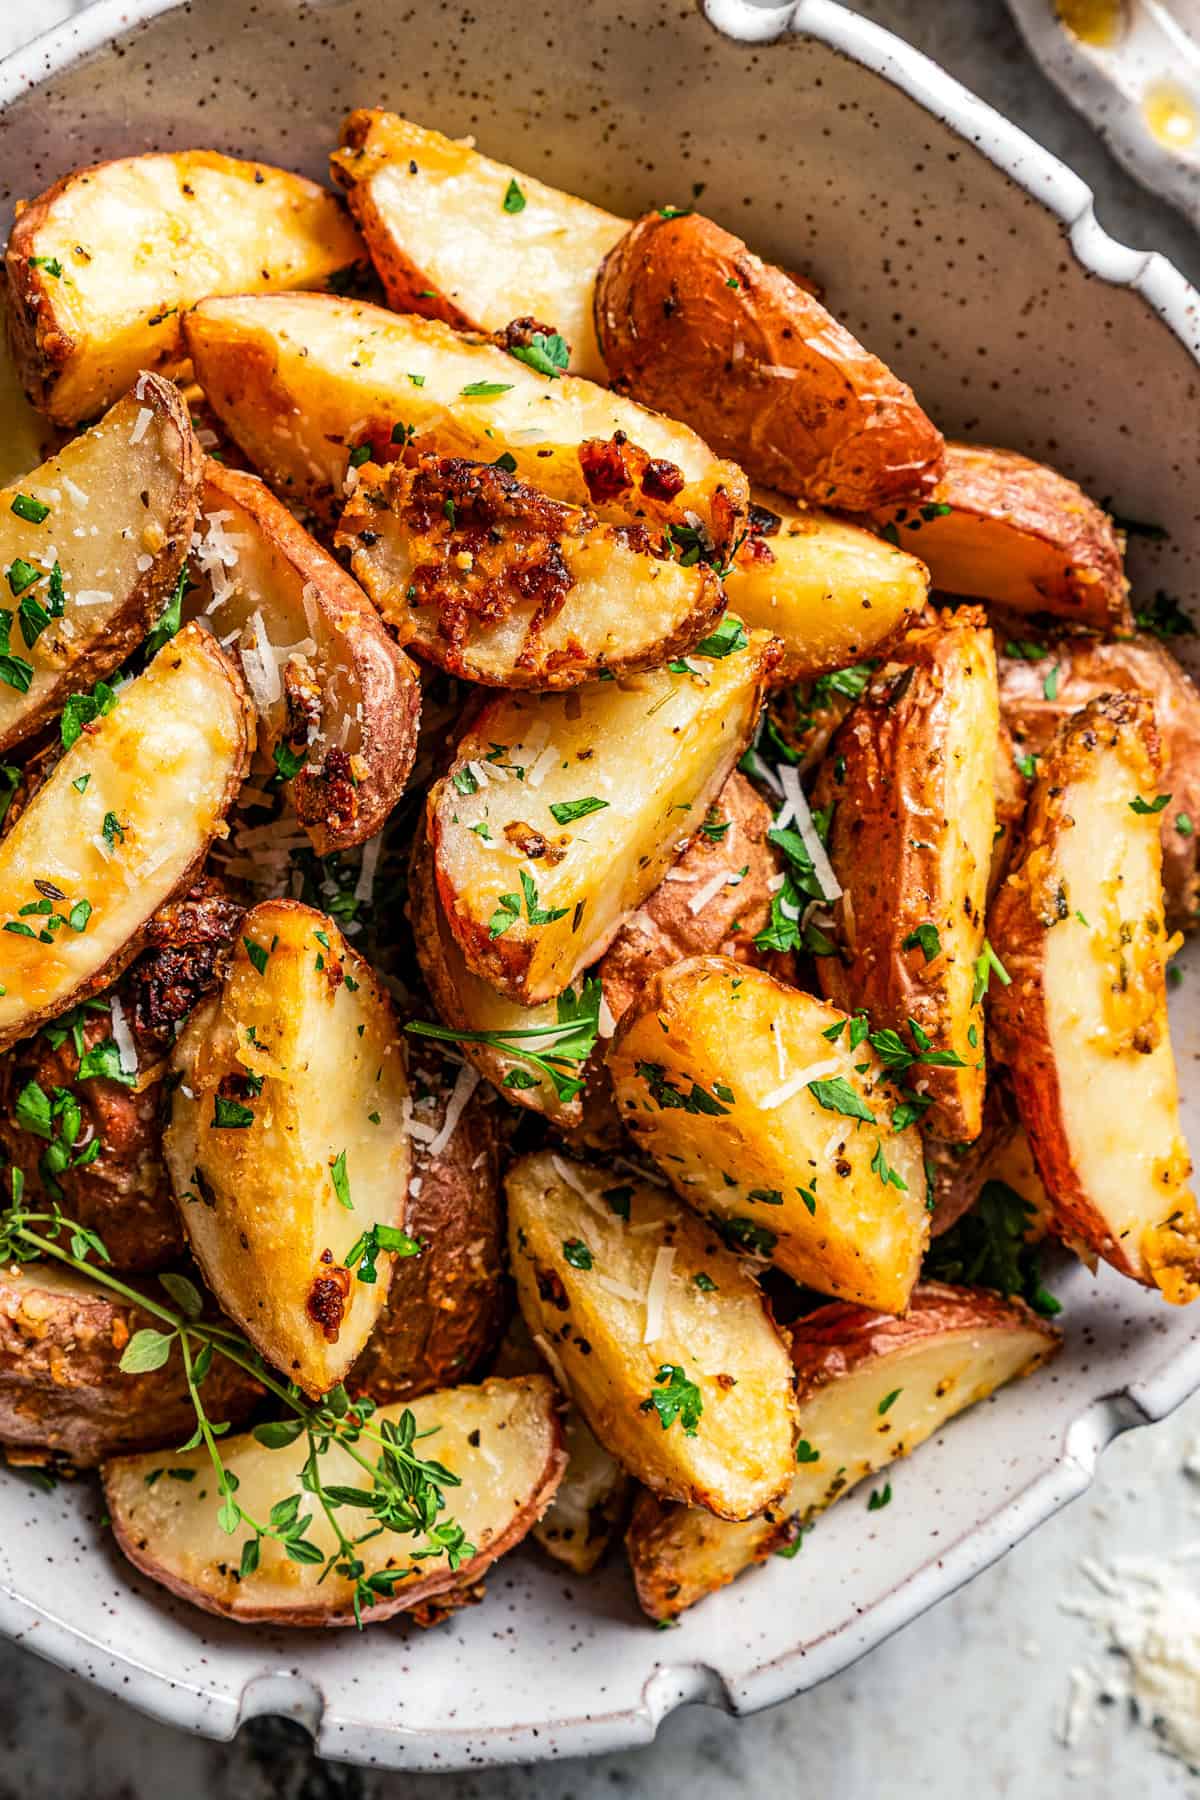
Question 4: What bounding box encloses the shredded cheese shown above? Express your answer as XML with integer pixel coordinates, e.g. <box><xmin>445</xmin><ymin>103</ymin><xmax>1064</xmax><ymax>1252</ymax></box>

<box><xmin>597</xmin><ymin>990</ymin><xmax>617</xmax><ymax>1040</ymax></box>
<box><xmin>760</xmin><ymin>1059</ymin><xmax>841</xmax><ymax>1110</ymax></box>
<box><xmin>643</xmin><ymin>1246</ymin><xmax>675</xmax><ymax>1343</ymax></box>
<box><xmin>775</xmin><ymin>763</ymin><xmax>842</xmax><ymax>901</ymax></box>
<box><xmin>427</xmin><ymin>1063</ymin><xmax>480</xmax><ymax>1158</ymax></box>
<box><xmin>687</xmin><ymin>868</ymin><xmax>737</xmax><ymax>916</ymax></box>
<box><xmin>532</xmin><ymin>1332</ymin><xmax>570</xmax><ymax>1395</ymax></box>
<box><xmin>129</xmin><ymin>406</ymin><xmax>153</xmax><ymax>445</ymax></box>
<box><xmin>354</xmin><ymin>833</ymin><xmax>382</xmax><ymax>903</ymax></box>
<box><xmin>526</xmin><ymin>744</ymin><xmax>558</xmax><ymax>790</ymax></box>
<box><xmin>594</xmin><ymin>1273</ymin><xmax>643</xmax><ymax>1304</ymax></box>
<box><xmin>109</xmin><ymin>995</ymin><xmax>138</xmax><ymax>1076</ymax></box>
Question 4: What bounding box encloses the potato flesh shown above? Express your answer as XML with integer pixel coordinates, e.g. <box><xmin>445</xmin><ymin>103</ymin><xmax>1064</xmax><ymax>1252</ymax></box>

<box><xmin>0</xmin><ymin>382</ymin><xmax>198</xmax><ymax>752</ymax></box>
<box><xmin>184</xmin><ymin>295</ymin><xmax>747</xmax><ymax>535</ymax></box>
<box><xmin>0</xmin><ymin>623</ymin><xmax>251</xmax><ymax>1049</ymax></box>
<box><xmin>724</xmin><ymin>491</ymin><xmax>928</xmax><ymax>681</ymax></box>
<box><xmin>431</xmin><ymin>635</ymin><xmax>773</xmax><ymax>1003</ymax></box>
<box><xmin>608</xmin><ymin>959</ymin><xmax>929</xmax><ymax>1311</ymax></box>
<box><xmin>165</xmin><ymin>901</ymin><xmax>410</xmax><ymax>1398</ymax></box>
<box><xmin>332</xmin><ymin>112</ymin><xmax>624</xmax><ymax>380</ymax></box>
<box><xmin>506</xmin><ymin>1150</ymin><xmax>797</xmax><ymax>1520</ymax></box>
<box><xmin>9</xmin><ymin>152</ymin><xmax>364</xmax><ymax>423</ymax></box>
<box><xmin>102</xmin><ymin>1377</ymin><xmax>562</xmax><ymax>1624</ymax></box>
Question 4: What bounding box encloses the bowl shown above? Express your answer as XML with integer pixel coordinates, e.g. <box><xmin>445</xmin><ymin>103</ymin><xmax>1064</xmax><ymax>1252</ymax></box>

<box><xmin>1</xmin><ymin>0</ymin><xmax>1199</xmax><ymax>1773</ymax></box>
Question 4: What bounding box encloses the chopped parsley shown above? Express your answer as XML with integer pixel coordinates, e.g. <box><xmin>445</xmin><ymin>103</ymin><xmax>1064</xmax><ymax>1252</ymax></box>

<box><xmin>636</xmin><ymin>1061</ymin><xmax>731</xmax><ymax>1116</ymax></box>
<box><xmin>971</xmin><ymin>939</ymin><xmax>1011</xmax><ymax>1006</ymax></box>
<box><xmin>1130</xmin><ymin>793</ymin><xmax>1171</xmax><ymax>815</ymax></box>
<box><xmin>212</xmin><ymin>1096</ymin><xmax>255</xmax><ymax>1129</ymax></box>
<box><xmin>901</xmin><ymin>922</ymin><xmax>942</xmax><ymax>964</ymax></box>
<box><xmin>460</xmin><ymin>380</ymin><xmax>513</xmax><ymax>398</ymax></box>
<box><xmin>407</xmin><ymin>977</ymin><xmax>600</xmax><ymax>1105</ymax></box>
<box><xmin>562</xmin><ymin>1239</ymin><xmax>592</xmax><ymax>1270</ymax></box>
<box><xmin>640</xmin><ymin>1364</ymin><xmax>703</xmax><ymax>1436</ymax></box>
<box><xmin>11</xmin><ymin>494</ymin><xmax>49</xmax><ymax>525</ymax></box>
<box><xmin>502</xmin><ymin>178</ymin><xmax>526</xmax><ymax>214</ymax></box>
<box><xmin>507</xmin><ymin>330</ymin><xmax>569</xmax><ymax>379</ymax></box>
<box><xmin>345</xmin><ymin>1221</ymin><xmax>421</xmax><ymax>1284</ymax></box>
<box><xmin>925</xmin><ymin>1177</ymin><xmax>1062</xmax><ymax>1317</ymax></box>
<box><xmin>329</xmin><ymin>1150</ymin><xmax>353</xmax><ymax>1210</ymax></box>
<box><xmin>808</xmin><ymin>1076</ymin><xmax>875</xmax><ymax>1124</ymax></box>
<box><xmin>549</xmin><ymin>796</ymin><xmax>608</xmax><ymax>826</ymax></box>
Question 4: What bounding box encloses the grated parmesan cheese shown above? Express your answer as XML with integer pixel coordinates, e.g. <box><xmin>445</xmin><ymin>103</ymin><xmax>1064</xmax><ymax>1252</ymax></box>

<box><xmin>109</xmin><ymin>995</ymin><xmax>138</xmax><ymax>1076</ymax></box>
<box><xmin>354</xmin><ymin>833</ymin><xmax>382</xmax><ymax>903</ymax></box>
<box><xmin>775</xmin><ymin>764</ymin><xmax>842</xmax><ymax>902</ymax></box>
<box><xmin>597</xmin><ymin>989</ymin><xmax>617</xmax><ymax>1040</ymax></box>
<box><xmin>594</xmin><ymin>1273</ymin><xmax>643</xmax><ymax>1304</ymax></box>
<box><xmin>62</xmin><ymin>476</ymin><xmax>88</xmax><ymax>508</ymax></box>
<box><xmin>129</xmin><ymin>406</ymin><xmax>153</xmax><ymax>445</ymax></box>
<box><xmin>532</xmin><ymin>1332</ymin><xmax>570</xmax><ymax>1395</ymax></box>
<box><xmin>427</xmin><ymin>1063</ymin><xmax>480</xmax><ymax>1159</ymax></box>
<box><xmin>526</xmin><ymin>743</ymin><xmax>558</xmax><ymax>790</ymax></box>
<box><xmin>73</xmin><ymin>589</ymin><xmax>114</xmax><ymax>607</ymax></box>
<box><xmin>643</xmin><ymin>1246</ymin><xmax>675</xmax><ymax>1343</ymax></box>
<box><xmin>687</xmin><ymin>868</ymin><xmax>739</xmax><ymax>916</ymax></box>
<box><xmin>760</xmin><ymin>1059</ymin><xmax>840</xmax><ymax>1110</ymax></box>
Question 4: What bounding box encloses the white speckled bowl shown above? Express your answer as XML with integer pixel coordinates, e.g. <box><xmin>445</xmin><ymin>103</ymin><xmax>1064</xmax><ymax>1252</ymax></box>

<box><xmin>1</xmin><ymin>0</ymin><xmax>1200</xmax><ymax>1774</ymax></box>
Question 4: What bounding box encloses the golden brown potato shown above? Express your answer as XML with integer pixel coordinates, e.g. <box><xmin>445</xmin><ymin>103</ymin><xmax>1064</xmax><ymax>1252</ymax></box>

<box><xmin>626</xmin><ymin>1281</ymin><xmax>1060</xmax><ymax>1619</ymax></box>
<box><xmin>0</xmin><ymin>1260</ymin><xmax>260</xmax><ymax>1468</ymax></box>
<box><xmin>0</xmin><ymin>622</ymin><xmax>253</xmax><ymax>1052</ymax></box>
<box><xmin>165</xmin><ymin>901</ymin><xmax>411</xmax><ymax>1398</ymax></box>
<box><xmin>6</xmin><ymin>151</ymin><xmax>365</xmax><ymax>424</ymax></box>
<box><xmin>103</xmin><ymin>1376</ymin><xmax>566</xmax><ymax>1626</ymax></box>
<box><xmin>991</xmin><ymin>722</ymin><xmax>1028</xmax><ymax>904</ymax></box>
<box><xmin>594</xmin><ymin>210</ymin><xmax>944</xmax><ymax>512</ymax></box>
<box><xmin>723</xmin><ymin>491</ymin><xmax>929</xmax><ymax>681</ymax></box>
<box><xmin>988</xmin><ymin>693</ymin><xmax>1198</xmax><ymax>1300</ymax></box>
<box><xmin>999</xmin><ymin>635</ymin><xmax>1200</xmax><ymax>932</ymax></box>
<box><xmin>429</xmin><ymin>628</ymin><xmax>776</xmax><ymax>1005</ymax></box>
<box><xmin>0</xmin><ymin>375</ymin><xmax>200</xmax><ymax>755</ymax></box>
<box><xmin>868</xmin><ymin>443</ymin><xmax>1131</xmax><ymax>630</ymax></box>
<box><xmin>506</xmin><ymin>1149</ymin><xmax>797</xmax><ymax>1520</ymax></box>
<box><xmin>813</xmin><ymin>611</ymin><xmax>999</xmax><ymax>1142</ymax></box>
<box><xmin>337</xmin><ymin>453</ymin><xmax>726</xmax><ymax>687</ymax></box>
<box><xmin>184</xmin><ymin>294</ymin><xmax>749</xmax><ymax>546</ymax></box>
<box><xmin>192</xmin><ymin>459</ymin><xmax>420</xmax><ymax>854</ymax></box>
<box><xmin>608</xmin><ymin>958</ymin><xmax>929</xmax><ymax>1310</ymax></box>
<box><xmin>330</xmin><ymin>111</ymin><xmax>625</xmax><ymax>381</ymax></box>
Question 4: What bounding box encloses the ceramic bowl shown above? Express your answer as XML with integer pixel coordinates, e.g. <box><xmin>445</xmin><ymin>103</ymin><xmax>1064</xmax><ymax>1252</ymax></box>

<box><xmin>0</xmin><ymin>0</ymin><xmax>1199</xmax><ymax>1773</ymax></box>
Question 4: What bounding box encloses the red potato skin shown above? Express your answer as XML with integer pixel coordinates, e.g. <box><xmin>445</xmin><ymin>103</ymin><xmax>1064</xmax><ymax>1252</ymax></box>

<box><xmin>594</xmin><ymin>211</ymin><xmax>944</xmax><ymax>512</ymax></box>
<box><xmin>924</xmin><ymin>1081</ymin><xmax>1019</xmax><ymax>1238</ymax></box>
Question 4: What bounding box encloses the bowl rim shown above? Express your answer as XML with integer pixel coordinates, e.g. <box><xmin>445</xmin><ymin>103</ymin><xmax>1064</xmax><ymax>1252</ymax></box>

<box><xmin>2</xmin><ymin>0</ymin><xmax>1200</xmax><ymax>1772</ymax></box>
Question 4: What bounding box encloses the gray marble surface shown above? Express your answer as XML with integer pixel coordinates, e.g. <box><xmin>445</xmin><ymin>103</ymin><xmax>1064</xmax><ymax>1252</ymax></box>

<box><xmin>3</xmin><ymin>1</ymin><xmax>1200</xmax><ymax>1795</ymax></box>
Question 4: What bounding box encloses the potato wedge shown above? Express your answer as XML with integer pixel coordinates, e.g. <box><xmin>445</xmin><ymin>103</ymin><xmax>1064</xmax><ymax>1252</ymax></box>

<box><xmin>0</xmin><ymin>375</ymin><xmax>200</xmax><ymax>754</ymax></box>
<box><xmin>103</xmin><ymin>1375</ymin><xmax>565</xmax><ymax>1626</ymax></box>
<box><xmin>165</xmin><ymin>901</ymin><xmax>410</xmax><ymax>1397</ymax></box>
<box><xmin>506</xmin><ymin>1149</ymin><xmax>797</xmax><ymax>1519</ymax></box>
<box><xmin>0</xmin><ymin>1260</ymin><xmax>260</xmax><ymax>1468</ymax></box>
<box><xmin>0</xmin><ymin>295</ymin><xmax>59</xmax><ymax>487</ymax></box>
<box><xmin>868</xmin><ymin>443</ymin><xmax>1130</xmax><ymax>630</ymax></box>
<box><xmin>988</xmin><ymin>693</ymin><xmax>1199</xmax><ymax>1299</ymax></box>
<box><xmin>337</xmin><ymin>452</ymin><xmax>726</xmax><ymax>687</ymax></box>
<box><xmin>594</xmin><ymin>211</ymin><xmax>944</xmax><ymax>511</ymax></box>
<box><xmin>813</xmin><ymin>611</ymin><xmax>999</xmax><ymax>1142</ymax></box>
<box><xmin>183</xmin><ymin>294</ymin><xmax>748</xmax><ymax>546</ymax></box>
<box><xmin>347</xmin><ymin>1050</ymin><xmax>504</xmax><ymax>1402</ymax></box>
<box><xmin>331</xmin><ymin>111</ymin><xmax>625</xmax><ymax>381</ymax></box>
<box><xmin>191</xmin><ymin>460</ymin><xmax>420</xmax><ymax>853</ymax></box>
<box><xmin>429</xmin><ymin>627</ymin><xmax>776</xmax><ymax>1005</ymax></box>
<box><xmin>607</xmin><ymin>957</ymin><xmax>929</xmax><ymax>1311</ymax></box>
<box><xmin>999</xmin><ymin>634</ymin><xmax>1200</xmax><ymax>932</ymax></box>
<box><xmin>724</xmin><ymin>491</ymin><xmax>929</xmax><ymax>681</ymax></box>
<box><xmin>626</xmin><ymin>1281</ymin><xmax>1059</xmax><ymax>1619</ymax></box>
<box><xmin>6</xmin><ymin>152</ymin><xmax>365</xmax><ymax>425</ymax></box>
<box><xmin>0</xmin><ymin>622</ymin><xmax>252</xmax><ymax>1052</ymax></box>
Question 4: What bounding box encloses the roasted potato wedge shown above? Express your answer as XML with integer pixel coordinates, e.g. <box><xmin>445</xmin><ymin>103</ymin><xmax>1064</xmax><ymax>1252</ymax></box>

<box><xmin>507</xmin><ymin>1150</ymin><xmax>797</xmax><ymax>1519</ymax></box>
<box><xmin>337</xmin><ymin>452</ymin><xmax>726</xmax><ymax>687</ymax></box>
<box><xmin>0</xmin><ymin>1260</ymin><xmax>260</xmax><ymax>1468</ymax></box>
<box><xmin>594</xmin><ymin>210</ymin><xmax>944</xmax><ymax>511</ymax></box>
<box><xmin>0</xmin><ymin>375</ymin><xmax>200</xmax><ymax>755</ymax></box>
<box><xmin>331</xmin><ymin>111</ymin><xmax>625</xmax><ymax>381</ymax></box>
<box><xmin>6</xmin><ymin>152</ymin><xmax>365</xmax><ymax>424</ymax></box>
<box><xmin>723</xmin><ymin>491</ymin><xmax>929</xmax><ymax>681</ymax></box>
<box><xmin>0</xmin><ymin>295</ymin><xmax>59</xmax><ymax>486</ymax></box>
<box><xmin>429</xmin><ymin>628</ymin><xmax>776</xmax><ymax>1005</ymax></box>
<box><xmin>103</xmin><ymin>1375</ymin><xmax>565</xmax><ymax>1626</ymax></box>
<box><xmin>0</xmin><ymin>622</ymin><xmax>252</xmax><ymax>1052</ymax></box>
<box><xmin>814</xmin><ymin>611</ymin><xmax>999</xmax><ymax>1142</ymax></box>
<box><xmin>868</xmin><ymin>442</ymin><xmax>1130</xmax><ymax>631</ymax></box>
<box><xmin>988</xmin><ymin>693</ymin><xmax>1199</xmax><ymax>1299</ymax></box>
<box><xmin>999</xmin><ymin>634</ymin><xmax>1200</xmax><ymax>932</ymax></box>
<box><xmin>165</xmin><ymin>901</ymin><xmax>411</xmax><ymax>1397</ymax></box>
<box><xmin>626</xmin><ymin>1281</ymin><xmax>1060</xmax><ymax>1619</ymax></box>
<box><xmin>347</xmin><ymin>1052</ymin><xmax>504</xmax><ymax>1402</ymax></box>
<box><xmin>183</xmin><ymin>294</ymin><xmax>748</xmax><ymax>544</ymax></box>
<box><xmin>192</xmin><ymin>459</ymin><xmax>420</xmax><ymax>853</ymax></box>
<box><xmin>608</xmin><ymin>957</ymin><xmax>929</xmax><ymax>1311</ymax></box>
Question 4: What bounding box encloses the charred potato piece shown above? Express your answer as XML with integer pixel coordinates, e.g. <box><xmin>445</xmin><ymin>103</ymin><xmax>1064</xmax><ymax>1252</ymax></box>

<box><xmin>103</xmin><ymin>1375</ymin><xmax>565</xmax><ymax>1626</ymax></box>
<box><xmin>0</xmin><ymin>622</ymin><xmax>252</xmax><ymax>1052</ymax></box>
<box><xmin>192</xmin><ymin>460</ymin><xmax>420</xmax><ymax>854</ymax></box>
<box><xmin>331</xmin><ymin>111</ymin><xmax>625</xmax><ymax>381</ymax></box>
<box><xmin>183</xmin><ymin>294</ymin><xmax>748</xmax><ymax>545</ymax></box>
<box><xmin>999</xmin><ymin>634</ymin><xmax>1200</xmax><ymax>932</ymax></box>
<box><xmin>814</xmin><ymin>611</ymin><xmax>999</xmax><ymax>1142</ymax></box>
<box><xmin>724</xmin><ymin>491</ymin><xmax>928</xmax><ymax>682</ymax></box>
<box><xmin>165</xmin><ymin>901</ymin><xmax>411</xmax><ymax>1397</ymax></box>
<box><xmin>337</xmin><ymin>453</ymin><xmax>726</xmax><ymax>687</ymax></box>
<box><xmin>868</xmin><ymin>443</ymin><xmax>1130</xmax><ymax>631</ymax></box>
<box><xmin>6</xmin><ymin>152</ymin><xmax>365</xmax><ymax>424</ymax></box>
<box><xmin>0</xmin><ymin>1260</ymin><xmax>260</xmax><ymax>1468</ymax></box>
<box><xmin>429</xmin><ymin>628</ymin><xmax>776</xmax><ymax>1005</ymax></box>
<box><xmin>594</xmin><ymin>210</ymin><xmax>944</xmax><ymax>511</ymax></box>
<box><xmin>0</xmin><ymin>375</ymin><xmax>200</xmax><ymax>755</ymax></box>
<box><xmin>506</xmin><ymin>1150</ymin><xmax>797</xmax><ymax>1520</ymax></box>
<box><xmin>608</xmin><ymin>958</ymin><xmax>929</xmax><ymax>1311</ymax></box>
<box><xmin>626</xmin><ymin>1281</ymin><xmax>1059</xmax><ymax>1619</ymax></box>
<box><xmin>988</xmin><ymin>693</ymin><xmax>1198</xmax><ymax>1299</ymax></box>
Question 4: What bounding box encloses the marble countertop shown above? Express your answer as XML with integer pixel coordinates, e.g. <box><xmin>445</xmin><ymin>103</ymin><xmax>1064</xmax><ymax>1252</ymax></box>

<box><xmin>4</xmin><ymin>2</ymin><xmax>1200</xmax><ymax>1796</ymax></box>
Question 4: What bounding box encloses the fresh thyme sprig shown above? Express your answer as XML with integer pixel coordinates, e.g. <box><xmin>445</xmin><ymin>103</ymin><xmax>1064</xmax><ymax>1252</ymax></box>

<box><xmin>406</xmin><ymin>976</ymin><xmax>601</xmax><ymax>1103</ymax></box>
